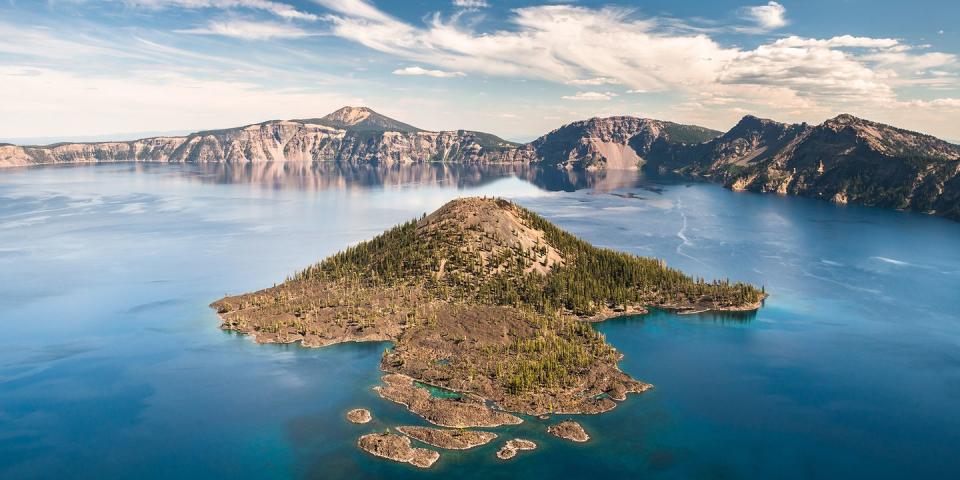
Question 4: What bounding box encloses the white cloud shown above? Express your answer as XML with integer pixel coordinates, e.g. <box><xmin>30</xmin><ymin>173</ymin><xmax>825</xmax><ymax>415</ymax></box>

<box><xmin>312</xmin><ymin>0</ymin><xmax>394</xmax><ymax>22</ymax></box>
<box><xmin>566</xmin><ymin>77</ymin><xmax>621</xmax><ymax>86</ymax></box>
<box><xmin>5</xmin><ymin>0</ymin><xmax>960</xmax><ymax>141</ymax></box>
<box><xmin>0</xmin><ymin>65</ymin><xmax>358</xmax><ymax>138</ymax></box>
<box><xmin>562</xmin><ymin>91</ymin><xmax>617</xmax><ymax>101</ymax></box>
<box><xmin>718</xmin><ymin>42</ymin><xmax>896</xmax><ymax>100</ymax></box>
<box><xmin>775</xmin><ymin>35</ymin><xmax>899</xmax><ymax>49</ymax></box>
<box><xmin>178</xmin><ymin>20</ymin><xmax>312</xmax><ymax>39</ymax></box>
<box><xmin>392</xmin><ymin>66</ymin><xmax>465</xmax><ymax>78</ymax></box>
<box><xmin>453</xmin><ymin>0</ymin><xmax>489</xmax><ymax>8</ymax></box>
<box><xmin>323</xmin><ymin>5</ymin><xmax>730</xmax><ymax>89</ymax></box>
<box><xmin>907</xmin><ymin>98</ymin><xmax>960</xmax><ymax>108</ymax></box>
<box><xmin>122</xmin><ymin>0</ymin><xmax>318</xmax><ymax>21</ymax></box>
<box><xmin>319</xmin><ymin>3</ymin><xmax>958</xmax><ymax>108</ymax></box>
<box><xmin>742</xmin><ymin>1</ymin><xmax>788</xmax><ymax>30</ymax></box>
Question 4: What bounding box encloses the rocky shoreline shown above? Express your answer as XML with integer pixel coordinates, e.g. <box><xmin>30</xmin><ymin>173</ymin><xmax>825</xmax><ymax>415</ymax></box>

<box><xmin>357</xmin><ymin>433</ymin><xmax>440</xmax><ymax>468</ymax></box>
<box><xmin>547</xmin><ymin>420</ymin><xmax>590</xmax><ymax>442</ymax></box>
<box><xmin>212</xmin><ymin>197</ymin><xmax>768</xmax><ymax>469</ymax></box>
<box><xmin>496</xmin><ymin>439</ymin><xmax>537</xmax><ymax>460</ymax></box>
<box><xmin>346</xmin><ymin>408</ymin><xmax>372</xmax><ymax>424</ymax></box>
<box><xmin>395</xmin><ymin>426</ymin><xmax>497</xmax><ymax>450</ymax></box>
<box><xmin>374</xmin><ymin>374</ymin><xmax>523</xmax><ymax>428</ymax></box>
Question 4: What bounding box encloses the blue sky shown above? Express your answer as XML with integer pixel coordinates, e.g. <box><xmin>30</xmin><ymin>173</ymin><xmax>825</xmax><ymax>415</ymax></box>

<box><xmin>1</xmin><ymin>0</ymin><xmax>958</xmax><ymax>142</ymax></box>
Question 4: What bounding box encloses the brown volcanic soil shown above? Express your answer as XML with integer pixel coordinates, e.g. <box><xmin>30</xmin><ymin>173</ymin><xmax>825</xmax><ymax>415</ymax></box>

<box><xmin>374</xmin><ymin>373</ymin><xmax>522</xmax><ymax>428</ymax></box>
<box><xmin>496</xmin><ymin>439</ymin><xmax>537</xmax><ymax>460</ymax></box>
<box><xmin>357</xmin><ymin>433</ymin><xmax>440</xmax><ymax>468</ymax></box>
<box><xmin>345</xmin><ymin>408</ymin><xmax>372</xmax><ymax>424</ymax></box>
<box><xmin>395</xmin><ymin>426</ymin><xmax>497</xmax><ymax>450</ymax></box>
<box><xmin>547</xmin><ymin>420</ymin><xmax>590</xmax><ymax>442</ymax></box>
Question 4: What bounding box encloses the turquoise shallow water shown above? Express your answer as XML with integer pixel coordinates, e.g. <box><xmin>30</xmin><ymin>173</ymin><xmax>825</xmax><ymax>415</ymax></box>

<box><xmin>1</xmin><ymin>163</ymin><xmax>959</xmax><ymax>479</ymax></box>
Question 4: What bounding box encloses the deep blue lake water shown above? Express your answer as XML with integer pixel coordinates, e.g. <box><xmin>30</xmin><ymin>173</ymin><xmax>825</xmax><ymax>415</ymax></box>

<box><xmin>1</xmin><ymin>163</ymin><xmax>958</xmax><ymax>479</ymax></box>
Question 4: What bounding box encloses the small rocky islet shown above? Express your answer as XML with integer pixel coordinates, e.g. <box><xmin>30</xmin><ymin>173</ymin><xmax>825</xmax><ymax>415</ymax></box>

<box><xmin>357</xmin><ymin>433</ymin><xmax>440</xmax><ymax>469</ymax></box>
<box><xmin>345</xmin><ymin>408</ymin><xmax>372</xmax><ymax>424</ymax></box>
<box><xmin>496</xmin><ymin>439</ymin><xmax>538</xmax><ymax>460</ymax></box>
<box><xmin>212</xmin><ymin>197</ymin><xmax>766</xmax><ymax>468</ymax></box>
<box><xmin>547</xmin><ymin>420</ymin><xmax>590</xmax><ymax>443</ymax></box>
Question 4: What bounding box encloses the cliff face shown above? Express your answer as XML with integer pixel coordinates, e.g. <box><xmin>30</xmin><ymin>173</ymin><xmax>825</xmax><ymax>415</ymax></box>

<box><xmin>173</xmin><ymin>122</ymin><xmax>535</xmax><ymax>165</ymax></box>
<box><xmin>1</xmin><ymin>107</ymin><xmax>533</xmax><ymax>167</ymax></box>
<box><xmin>648</xmin><ymin>114</ymin><xmax>960</xmax><ymax>220</ymax></box>
<box><xmin>0</xmin><ymin>108</ymin><xmax>716</xmax><ymax>170</ymax></box>
<box><xmin>528</xmin><ymin>116</ymin><xmax>720</xmax><ymax>171</ymax></box>
<box><xmin>5</xmin><ymin>106</ymin><xmax>960</xmax><ymax>220</ymax></box>
<box><xmin>646</xmin><ymin>115</ymin><xmax>811</xmax><ymax>175</ymax></box>
<box><xmin>1</xmin><ymin>137</ymin><xmax>188</xmax><ymax>167</ymax></box>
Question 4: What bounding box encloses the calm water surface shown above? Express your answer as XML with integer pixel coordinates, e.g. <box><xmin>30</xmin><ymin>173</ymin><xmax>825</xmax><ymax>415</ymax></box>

<box><xmin>1</xmin><ymin>163</ymin><xmax>958</xmax><ymax>479</ymax></box>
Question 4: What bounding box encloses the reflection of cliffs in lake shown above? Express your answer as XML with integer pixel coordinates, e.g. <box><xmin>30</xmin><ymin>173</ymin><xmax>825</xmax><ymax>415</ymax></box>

<box><xmin>519</xmin><ymin>166</ymin><xmax>653</xmax><ymax>192</ymax></box>
<box><xmin>172</xmin><ymin>161</ymin><xmax>654</xmax><ymax>193</ymax></box>
<box><xmin>181</xmin><ymin>162</ymin><xmax>516</xmax><ymax>191</ymax></box>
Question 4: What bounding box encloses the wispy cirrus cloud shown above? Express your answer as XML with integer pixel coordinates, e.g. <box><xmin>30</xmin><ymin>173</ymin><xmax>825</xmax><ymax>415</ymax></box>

<box><xmin>0</xmin><ymin>65</ymin><xmax>358</xmax><ymax>138</ymax></box>
<box><xmin>178</xmin><ymin>20</ymin><xmax>312</xmax><ymax>39</ymax></box>
<box><xmin>3</xmin><ymin>0</ymin><xmax>959</xmax><ymax>141</ymax></box>
<box><xmin>0</xmin><ymin>18</ymin><xmax>357</xmax><ymax>137</ymax></box>
<box><xmin>312</xmin><ymin>0</ymin><xmax>393</xmax><ymax>22</ymax></box>
<box><xmin>122</xmin><ymin>0</ymin><xmax>319</xmax><ymax>21</ymax></box>
<box><xmin>452</xmin><ymin>0</ymin><xmax>489</xmax><ymax>9</ymax></box>
<box><xmin>392</xmin><ymin>66</ymin><xmax>465</xmax><ymax>78</ymax></box>
<box><xmin>562</xmin><ymin>91</ymin><xmax>617</xmax><ymax>101</ymax></box>
<box><xmin>774</xmin><ymin>35</ymin><xmax>899</xmax><ymax>49</ymax></box>
<box><xmin>566</xmin><ymin>77</ymin><xmax>621</xmax><ymax>86</ymax></box>
<box><xmin>318</xmin><ymin>2</ymin><xmax>957</xmax><ymax>107</ymax></box>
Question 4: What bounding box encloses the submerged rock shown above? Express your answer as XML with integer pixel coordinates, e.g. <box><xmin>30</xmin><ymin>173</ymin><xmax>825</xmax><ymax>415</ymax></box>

<box><xmin>357</xmin><ymin>432</ymin><xmax>440</xmax><ymax>469</ymax></box>
<box><xmin>547</xmin><ymin>420</ymin><xmax>590</xmax><ymax>442</ymax></box>
<box><xmin>346</xmin><ymin>408</ymin><xmax>372</xmax><ymax>424</ymax></box>
<box><xmin>396</xmin><ymin>426</ymin><xmax>497</xmax><ymax>450</ymax></box>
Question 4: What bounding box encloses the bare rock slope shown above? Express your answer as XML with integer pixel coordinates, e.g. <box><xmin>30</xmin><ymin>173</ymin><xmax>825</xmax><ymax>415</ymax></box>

<box><xmin>648</xmin><ymin>114</ymin><xmax>960</xmax><ymax>220</ymax></box>
<box><xmin>0</xmin><ymin>107</ymin><xmax>531</xmax><ymax>167</ymax></box>
<box><xmin>8</xmin><ymin>107</ymin><xmax>952</xmax><ymax>218</ymax></box>
<box><xmin>1</xmin><ymin>107</ymin><xmax>716</xmax><ymax>172</ymax></box>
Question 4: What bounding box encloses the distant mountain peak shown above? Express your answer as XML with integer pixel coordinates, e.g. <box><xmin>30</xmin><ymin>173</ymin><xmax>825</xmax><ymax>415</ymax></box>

<box><xmin>297</xmin><ymin>106</ymin><xmax>422</xmax><ymax>134</ymax></box>
<box><xmin>322</xmin><ymin>106</ymin><xmax>375</xmax><ymax>126</ymax></box>
<box><xmin>827</xmin><ymin>113</ymin><xmax>861</xmax><ymax>125</ymax></box>
<box><xmin>721</xmin><ymin>115</ymin><xmax>800</xmax><ymax>145</ymax></box>
<box><xmin>732</xmin><ymin>114</ymin><xmax>781</xmax><ymax>128</ymax></box>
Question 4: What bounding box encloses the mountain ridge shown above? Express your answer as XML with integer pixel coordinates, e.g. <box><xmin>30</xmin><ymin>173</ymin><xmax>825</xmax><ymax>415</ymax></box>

<box><xmin>3</xmin><ymin>107</ymin><xmax>960</xmax><ymax>220</ymax></box>
<box><xmin>646</xmin><ymin>113</ymin><xmax>960</xmax><ymax>219</ymax></box>
<box><xmin>0</xmin><ymin>107</ymin><xmax>533</xmax><ymax>167</ymax></box>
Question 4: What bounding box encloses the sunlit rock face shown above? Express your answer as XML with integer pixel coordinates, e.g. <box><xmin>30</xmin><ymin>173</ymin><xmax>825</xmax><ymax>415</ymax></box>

<box><xmin>0</xmin><ymin>107</ymin><xmax>533</xmax><ymax>168</ymax></box>
<box><xmin>648</xmin><ymin>114</ymin><xmax>960</xmax><ymax>220</ymax></box>
<box><xmin>0</xmin><ymin>108</ymin><xmax>712</xmax><ymax>170</ymax></box>
<box><xmin>6</xmin><ymin>107</ymin><xmax>960</xmax><ymax>220</ymax></box>
<box><xmin>1</xmin><ymin>137</ymin><xmax>188</xmax><ymax>167</ymax></box>
<box><xmin>528</xmin><ymin>116</ymin><xmax>720</xmax><ymax>171</ymax></box>
<box><xmin>0</xmin><ymin>108</ymin><xmax>717</xmax><ymax>173</ymax></box>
